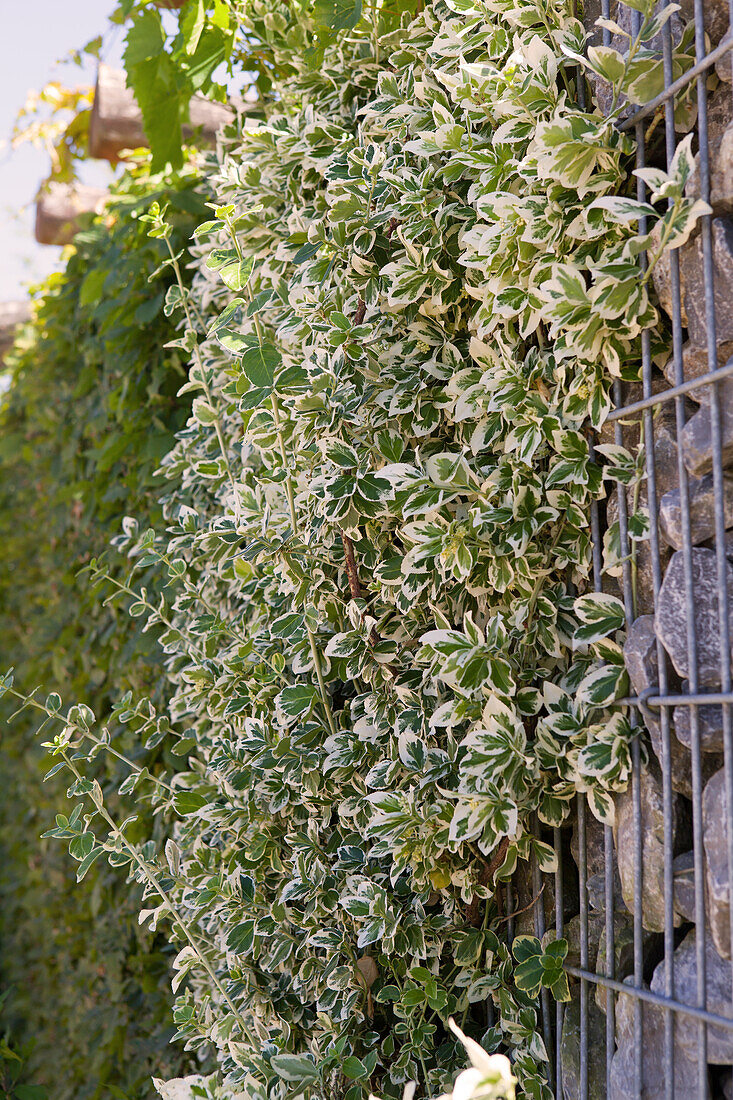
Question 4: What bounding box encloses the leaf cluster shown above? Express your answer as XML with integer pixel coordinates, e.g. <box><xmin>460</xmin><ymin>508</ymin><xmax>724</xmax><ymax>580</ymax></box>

<box><xmin>3</xmin><ymin>0</ymin><xmax>711</xmax><ymax>1098</ymax></box>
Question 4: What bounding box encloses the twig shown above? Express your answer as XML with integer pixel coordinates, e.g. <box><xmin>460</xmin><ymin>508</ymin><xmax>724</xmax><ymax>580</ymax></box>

<box><xmin>341</xmin><ymin>532</ymin><xmax>362</xmax><ymax>599</ymax></box>
<box><xmin>466</xmin><ymin>836</ymin><xmax>511</xmax><ymax>927</ymax></box>
<box><xmin>495</xmin><ymin>883</ymin><xmax>545</xmax><ymax>926</ymax></box>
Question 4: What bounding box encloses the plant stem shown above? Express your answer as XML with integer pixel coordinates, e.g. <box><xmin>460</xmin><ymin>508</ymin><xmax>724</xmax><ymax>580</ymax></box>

<box><xmin>8</xmin><ymin>686</ymin><xmax>176</xmax><ymax>797</ymax></box>
<box><xmin>62</xmin><ymin>751</ymin><xmax>257</xmax><ymax>1045</ymax></box>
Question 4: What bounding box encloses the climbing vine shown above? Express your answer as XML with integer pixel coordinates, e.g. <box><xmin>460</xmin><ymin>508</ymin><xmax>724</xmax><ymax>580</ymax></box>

<box><xmin>1</xmin><ymin>0</ymin><xmax>711</xmax><ymax>1097</ymax></box>
<box><xmin>0</xmin><ymin>157</ymin><xmax>205</xmax><ymax>1099</ymax></box>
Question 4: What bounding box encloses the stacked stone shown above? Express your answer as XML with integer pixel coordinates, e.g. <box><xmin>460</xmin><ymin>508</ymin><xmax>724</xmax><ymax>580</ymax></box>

<box><xmin>556</xmin><ymin>3</ymin><xmax>733</xmax><ymax>1097</ymax></box>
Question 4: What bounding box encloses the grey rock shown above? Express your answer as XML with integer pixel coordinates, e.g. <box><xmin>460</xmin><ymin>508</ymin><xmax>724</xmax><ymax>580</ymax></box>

<box><xmin>571</xmin><ymin>811</ymin><xmax>623</xmax><ymax>911</ymax></box>
<box><xmin>651</xmin><ymin>401</ymin><xmax>692</xmax><ymax>501</ymax></box>
<box><xmin>659</xmin><ymin>474</ymin><xmax>733</xmax><ymax>550</ymax></box>
<box><xmin>674</xmin><ymin>697</ymin><xmax>728</xmax><ymax>752</ymax></box>
<box><xmin>571</xmin><ymin>808</ymin><xmax>608</xmax><ymax>882</ymax></box>
<box><xmin>624</xmin><ymin>615</ymin><xmax>662</xmax><ymax>698</ymax></box>
<box><xmin>657</xmin><ymin>727</ymin><xmax>721</xmax><ymax>801</ymax></box>
<box><xmin>716</xmin><ymin>28</ymin><xmax>733</xmax><ymax>82</ymax></box>
<box><xmin>606</xmin><ymin>402</ymin><xmax>684</xmax><ymax>615</ymax></box>
<box><xmin>708</xmin><ymin>80</ymin><xmax>733</xmax><ymax>151</ymax></box>
<box><xmin>652</xmin><ymin>220</ymin><xmax>733</xmax><ymax>349</ymax></box>
<box><xmin>650</xmin><ymin>926</ymin><xmax>733</xmax><ymax>1062</ymax></box>
<box><xmin>681</xmin><ymin>374</ymin><xmax>733</xmax><ymax>477</ymax></box>
<box><xmin>670</xmin><ymin>741</ymin><xmax>723</xmax><ymax>800</ymax></box>
<box><xmin>704</xmin><ymin>767</ymin><xmax>733</xmax><ymax>960</ymax></box>
<box><xmin>687</xmin><ymin>121</ymin><xmax>733</xmax><ymax>218</ymax></box>
<box><xmin>560</xmin><ymin>992</ymin><xmax>607</xmax><ymax>1100</ymax></box>
<box><xmin>686</xmin><ymin>220</ymin><xmax>733</xmax><ymax>350</ymax></box>
<box><xmin>662</xmin><ymin>340</ymin><xmax>733</xmax><ymax>403</ymax></box>
<box><xmin>581</xmin><ymin>0</ymin><xmax>603</xmax><ymax>48</ymax></box>
<box><xmin>678</xmin><ymin>0</ymin><xmax>730</xmax><ymax>48</ymax></box>
<box><xmin>595</xmin><ymin>915</ymin><xmax>662</xmax><ymax>1014</ymax></box>
<box><xmin>655</xmin><ymin>547</ymin><xmax>733</xmax><ymax>685</ymax></box>
<box><xmin>623</xmin><ymin>615</ymin><xmax>715</xmax><ymax>796</ymax></box>
<box><xmin>610</xmin><ymin>981</ymin><xmax>701</xmax><ymax>1099</ymax></box>
<box><xmin>673</xmin><ymin>849</ymin><xmax>698</xmax><ymax>923</ymax></box>
<box><xmin>587</xmin><ymin>870</ymin><xmax>623</xmax><ymax>912</ymax></box>
<box><xmin>703</xmin><ymin>528</ymin><xmax>733</xmax><ymax>559</ymax></box>
<box><xmin>613</xmin><ymin>759</ymin><xmax>684</xmax><ymax>932</ymax></box>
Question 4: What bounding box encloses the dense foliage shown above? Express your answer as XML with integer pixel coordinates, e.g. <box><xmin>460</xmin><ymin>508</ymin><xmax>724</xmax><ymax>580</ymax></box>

<box><xmin>0</xmin><ymin>159</ymin><xmax>205</xmax><ymax>1100</ymax></box>
<box><xmin>0</xmin><ymin>0</ymin><xmax>712</xmax><ymax>1097</ymax></box>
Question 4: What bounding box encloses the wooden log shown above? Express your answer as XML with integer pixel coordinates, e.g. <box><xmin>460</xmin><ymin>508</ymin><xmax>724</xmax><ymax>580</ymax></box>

<box><xmin>88</xmin><ymin>64</ymin><xmax>233</xmax><ymax>162</ymax></box>
<box><xmin>35</xmin><ymin>183</ymin><xmax>108</xmax><ymax>246</ymax></box>
<box><xmin>0</xmin><ymin>301</ymin><xmax>31</xmax><ymax>362</ymax></box>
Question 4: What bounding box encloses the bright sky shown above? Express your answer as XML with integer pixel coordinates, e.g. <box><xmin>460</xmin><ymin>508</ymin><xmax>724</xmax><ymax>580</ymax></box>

<box><xmin>0</xmin><ymin>0</ymin><xmax>125</xmax><ymax>301</ymax></box>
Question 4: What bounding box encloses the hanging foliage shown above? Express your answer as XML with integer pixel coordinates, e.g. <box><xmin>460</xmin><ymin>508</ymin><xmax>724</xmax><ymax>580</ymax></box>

<box><xmin>0</xmin><ymin>157</ymin><xmax>206</xmax><ymax>1100</ymax></box>
<box><xmin>1</xmin><ymin>0</ymin><xmax>708</xmax><ymax>1097</ymax></box>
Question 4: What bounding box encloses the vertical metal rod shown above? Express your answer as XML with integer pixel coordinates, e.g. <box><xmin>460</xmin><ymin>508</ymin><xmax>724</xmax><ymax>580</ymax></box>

<box><xmin>660</xmin><ymin>3</ymin><xmax>708</xmax><ymax>1092</ymax></box>
<box><xmin>531</xmin><ymin>827</ymin><xmax>553</xmax><ymax>1074</ymax></box>
<box><xmin>632</xmin><ymin>733</ymin><xmax>644</xmax><ymax>1099</ymax></box>
<box><xmin>635</xmin><ymin>43</ymin><xmax>676</xmax><ymax>1094</ymax></box>
<box><xmin>623</xmin><ymin>20</ymin><xmax>646</xmax><ymax>1098</ymax></box>
<box><xmin>554</xmin><ymin>825</ymin><xmax>565</xmax><ymax>1099</ymax></box>
<box><xmin>603</xmin><ymin>822</ymin><xmax>615</xmax><ymax>1090</ymax></box>
<box><xmin>725</xmin><ymin>0</ymin><xmax>733</xmax><ymax>1042</ymax></box>
<box><xmin>601</xmin><ymin>0</ymin><xmax>611</xmax><ymax>44</ymax></box>
<box><xmin>694</xmin><ymin>0</ymin><xmax>733</xmax><ymax>1086</ymax></box>
<box><xmin>577</xmin><ymin>796</ymin><xmax>589</xmax><ymax>1100</ymax></box>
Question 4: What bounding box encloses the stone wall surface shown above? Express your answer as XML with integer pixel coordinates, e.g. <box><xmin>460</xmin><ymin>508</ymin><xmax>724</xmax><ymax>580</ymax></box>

<box><xmin>556</xmin><ymin>2</ymin><xmax>733</xmax><ymax>1097</ymax></box>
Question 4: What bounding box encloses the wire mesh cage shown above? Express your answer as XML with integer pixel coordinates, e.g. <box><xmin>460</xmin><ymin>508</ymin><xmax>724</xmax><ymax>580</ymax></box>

<box><xmin>531</xmin><ymin>1</ymin><xmax>733</xmax><ymax>1096</ymax></box>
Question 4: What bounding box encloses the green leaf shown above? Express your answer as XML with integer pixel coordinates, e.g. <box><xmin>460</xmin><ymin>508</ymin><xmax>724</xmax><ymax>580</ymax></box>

<box><xmin>293</xmin><ymin>241</ymin><xmax>320</xmax><ymax>263</ymax></box>
<box><xmin>276</xmin><ymin>683</ymin><xmax>319</xmax><ymax>717</ymax></box>
<box><xmin>75</xmin><ymin>845</ymin><xmax>105</xmax><ymax>883</ymax></box>
<box><xmin>208</xmin><ymin>297</ymin><xmax>245</xmax><ymax>334</ymax></box>
<box><xmin>270</xmin><ymin>1053</ymin><xmax>319</xmax><ymax>1084</ymax></box>
<box><xmin>227</xmin><ymin>920</ymin><xmax>255</xmax><ymax>954</ymax></box>
<box><xmin>342</xmin><ymin>1056</ymin><xmax>367</xmax><ymax>1080</ymax></box>
<box><xmin>312</xmin><ymin>0</ymin><xmax>362</xmax><ymax>32</ymax></box>
<box><xmin>220</xmin><ymin>257</ymin><xmax>254</xmax><ymax>293</ymax></box>
<box><xmin>587</xmin><ymin>45</ymin><xmax>626</xmax><ymax>83</ymax></box>
<box><xmin>241</xmin><ymin>344</ymin><xmax>281</xmax><ymax>388</ymax></box>
<box><xmin>125</xmin><ymin>50</ymin><xmax>185</xmax><ymax>170</ymax></box>
<box><xmin>573</xmin><ymin>593</ymin><xmax>626</xmax><ymax>645</ymax></box>
<box><xmin>174</xmin><ymin>790</ymin><xmax>209</xmax><ymax>815</ymax></box>
<box><xmin>182</xmin><ymin>0</ymin><xmax>206</xmax><ymax>56</ymax></box>
<box><xmin>15</xmin><ymin>1087</ymin><xmax>48</xmax><ymax>1100</ymax></box>
<box><xmin>123</xmin><ymin>9</ymin><xmax>165</xmax><ymax>66</ymax></box>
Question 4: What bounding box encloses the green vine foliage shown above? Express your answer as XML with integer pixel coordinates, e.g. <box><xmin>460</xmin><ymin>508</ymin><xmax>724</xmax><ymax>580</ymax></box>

<box><xmin>1</xmin><ymin>0</ymin><xmax>712</xmax><ymax>1098</ymax></box>
<box><xmin>0</xmin><ymin>159</ymin><xmax>206</xmax><ymax>1099</ymax></box>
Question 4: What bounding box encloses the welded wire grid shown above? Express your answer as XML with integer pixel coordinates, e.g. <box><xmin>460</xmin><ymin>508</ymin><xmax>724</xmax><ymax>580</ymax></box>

<box><xmin>528</xmin><ymin>1</ymin><xmax>733</xmax><ymax>1096</ymax></box>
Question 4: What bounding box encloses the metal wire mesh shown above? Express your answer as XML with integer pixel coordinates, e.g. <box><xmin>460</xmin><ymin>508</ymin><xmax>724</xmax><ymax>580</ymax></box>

<box><xmin>539</xmin><ymin>1</ymin><xmax>733</xmax><ymax>1095</ymax></box>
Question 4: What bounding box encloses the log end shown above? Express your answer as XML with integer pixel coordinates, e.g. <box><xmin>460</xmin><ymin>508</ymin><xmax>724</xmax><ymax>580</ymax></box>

<box><xmin>35</xmin><ymin>183</ymin><xmax>108</xmax><ymax>246</ymax></box>
<box><xmin>88</xmin><ymin>64</ymin><xmax>145</xmax><ymax>161</ymax></box>
<box><xmin>0</xmin><ymin>301</ymin><xmax>31</xmax><ymax>362</ymax></box>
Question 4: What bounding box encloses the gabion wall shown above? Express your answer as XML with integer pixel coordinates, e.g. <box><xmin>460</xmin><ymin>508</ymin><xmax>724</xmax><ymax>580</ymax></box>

<box><xmin>524</xmin><ymin>1</ymin><xmax>733</xmax><ymax>1097</ymax></box>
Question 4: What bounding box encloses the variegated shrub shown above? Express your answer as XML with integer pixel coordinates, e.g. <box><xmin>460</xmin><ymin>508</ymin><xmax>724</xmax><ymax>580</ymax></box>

<box><xmin>3</xmin><ymin>0</ymin><xmax>710</xmax><ymax>1097</ymax></box>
